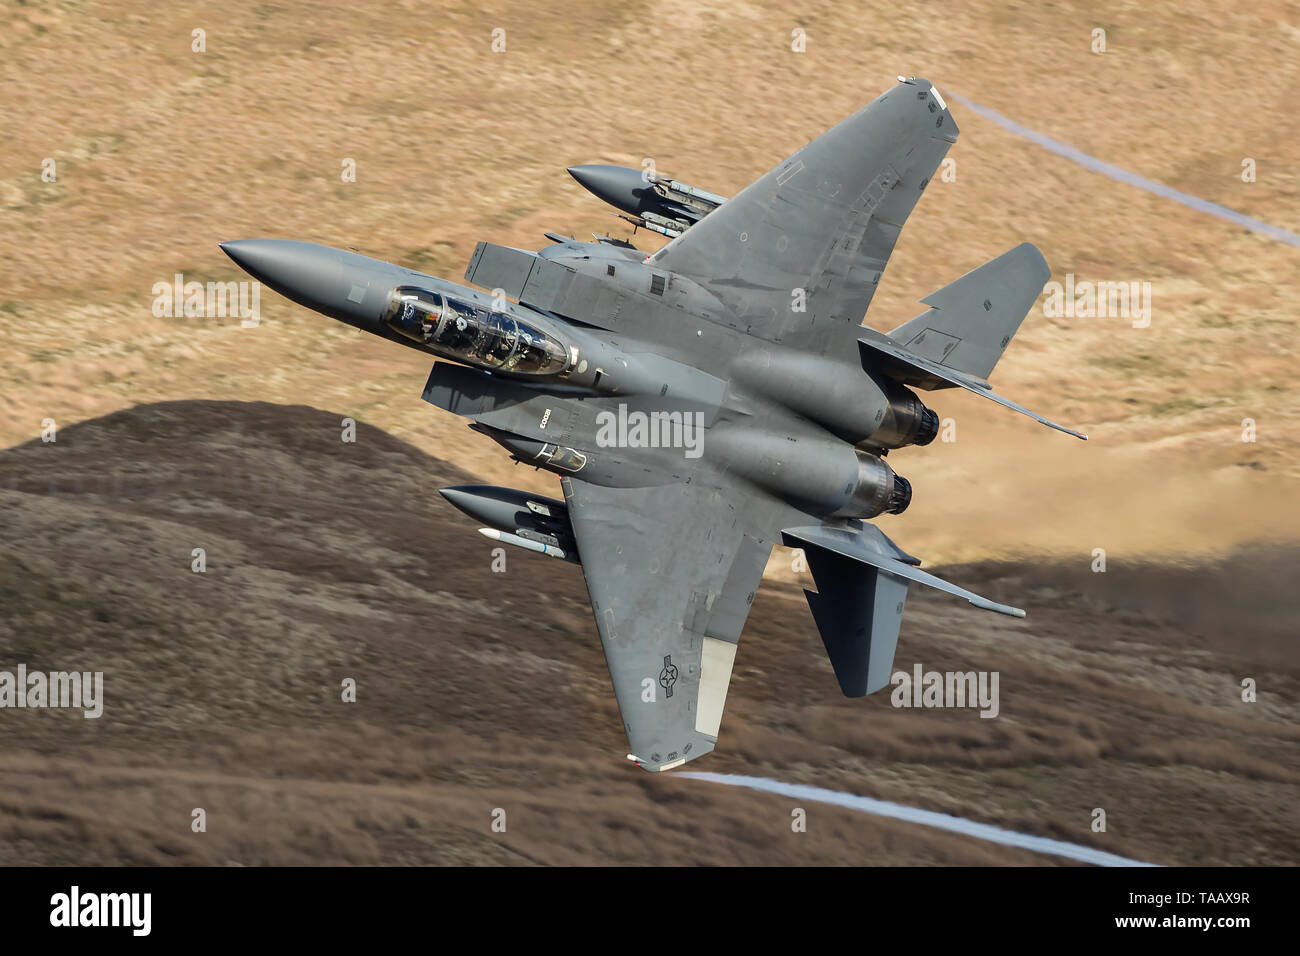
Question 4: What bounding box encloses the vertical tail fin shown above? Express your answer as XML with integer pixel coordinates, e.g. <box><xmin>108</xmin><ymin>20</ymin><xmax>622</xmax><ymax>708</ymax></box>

<box><xmin>887</xmin><ymin>242</ymin><xmax>1050</xmax><ymax>380</ymax></box>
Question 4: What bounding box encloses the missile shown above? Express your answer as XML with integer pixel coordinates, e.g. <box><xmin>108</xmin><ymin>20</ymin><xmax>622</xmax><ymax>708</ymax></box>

<box><xmin>567</xmin><ymin>164</ymin><xmax>727</xmax><ymax>237</ymax></box>
<box><xmin>478</xmin><ymin>528</ymin><xmax>572</xmax><ymax>561</ymax></box>
<box><xmin>438</xmin><ymin>485</ymin><xmax>580</xmax><ymax>563</ymax></box>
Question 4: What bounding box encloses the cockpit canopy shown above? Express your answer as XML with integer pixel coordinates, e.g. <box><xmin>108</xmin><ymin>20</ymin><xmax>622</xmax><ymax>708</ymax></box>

<box><xmin>383</xmin><ymin>286</ymin><xmax>571</xmax><ymax>376</ymax></box>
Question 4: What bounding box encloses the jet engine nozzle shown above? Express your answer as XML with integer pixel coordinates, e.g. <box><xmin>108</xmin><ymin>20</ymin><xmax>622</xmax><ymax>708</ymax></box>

<box><xmin>887</xmin><ymin>474</ymin><xmax>912</xmax><ymax>515</ymax></box>
<box><xmin>915</xmin><ymin>407</ymin><xmax>940</xmax><ymax>446</ymax></box>
<box><xmin>871</xmin><ymin>386</ymin><xmax>939</xmax><ymax>450</ymax></box>
<box><xmin>831</xmin><ymin>452</ymin><xmax>912</xmax><ymax>519</ymax></box>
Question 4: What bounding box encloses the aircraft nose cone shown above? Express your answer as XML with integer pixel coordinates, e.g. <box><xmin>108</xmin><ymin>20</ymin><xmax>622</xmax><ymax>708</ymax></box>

<box><xmin>219</xmin><ymin>239</ymin><xmax>276</xmax><ymax>283</ymax></box>
<box><xmin>219</xmin><ymin>238</ymin><xmax>403</xmax><ymax>331</ymax></box>
<box><xmin>219</xmin><ymin>238</ymin><xmax>324</xmax><ymax>290</ymax></box>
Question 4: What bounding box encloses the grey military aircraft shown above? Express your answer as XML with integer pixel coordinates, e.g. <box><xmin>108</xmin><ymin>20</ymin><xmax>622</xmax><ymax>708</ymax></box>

<box><xmin>222</xmin><ymin>76</ymin><xmax>1084</xmax><ymax>773</ymax></box>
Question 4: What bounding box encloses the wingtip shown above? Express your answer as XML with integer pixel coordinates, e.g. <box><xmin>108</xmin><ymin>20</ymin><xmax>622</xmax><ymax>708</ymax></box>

<box><xmin>971</xmin><ymin>597</ymin><xmax>1027</xmax><ymax>618</ymax></box>
<box><xmin>1048</xmin><ymin>420</ymin><xmax>1089</xmax><ymax>441</ymax></box>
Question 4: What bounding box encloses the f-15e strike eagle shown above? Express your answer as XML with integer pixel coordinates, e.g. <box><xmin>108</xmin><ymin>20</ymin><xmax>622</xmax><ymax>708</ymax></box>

<box><xmin>222</xmin><ymin>76</ymin><xmax>1084</xmax><ymax>773</ymax></box>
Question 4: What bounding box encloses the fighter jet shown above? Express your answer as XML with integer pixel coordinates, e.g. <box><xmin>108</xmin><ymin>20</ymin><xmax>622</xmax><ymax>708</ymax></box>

<box><xmin>221</xmin><ymin>76</ymin><xmax>1084</xmax><ymax>773</ymax></box>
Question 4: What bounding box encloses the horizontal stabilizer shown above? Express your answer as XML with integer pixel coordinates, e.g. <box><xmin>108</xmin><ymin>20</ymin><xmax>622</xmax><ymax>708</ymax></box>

<box><xmin>783</xmin><ymin>523</ymin><xmax>1024</xmax><ymax>698</ymax></box>
<box><xmin>858</xmin><ymin>336</ymin><xmax>1088</xmax><ymax>440</ymax></box>
<box><xmin>785</xmin><ymin>523</ymin><xmax>1026</xmax><ymax>617</ymax></box>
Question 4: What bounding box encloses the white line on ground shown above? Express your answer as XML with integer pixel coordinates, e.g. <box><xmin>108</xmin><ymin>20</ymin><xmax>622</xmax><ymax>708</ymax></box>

<box><xmin>945</xmin><ymin>89</ymin><xmax>1300</xmax><ymax>249</ymax></box>
<box><xmin>680</xmin><ymin>771</ymin><xmax>1159</xmax><ymax>867</ymax></box>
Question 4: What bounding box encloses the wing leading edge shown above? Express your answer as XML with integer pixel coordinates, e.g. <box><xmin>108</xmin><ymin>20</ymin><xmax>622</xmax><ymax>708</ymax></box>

<box><xmin>647</xmin><ymin>77</ymin><xmax>957</xmax><ymax>350</ymax></box>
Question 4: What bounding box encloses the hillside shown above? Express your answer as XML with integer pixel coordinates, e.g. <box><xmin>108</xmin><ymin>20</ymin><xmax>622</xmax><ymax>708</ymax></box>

<box><xmin>0</xmin><ymin>402</ymin><xmax>1295</xmax><ymax>865</ymax></box>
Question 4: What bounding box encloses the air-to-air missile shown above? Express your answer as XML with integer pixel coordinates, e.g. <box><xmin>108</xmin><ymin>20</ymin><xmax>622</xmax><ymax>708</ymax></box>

<box><xmin>222</xmin><ymin>76</ymin><xmax>1084</xmax><ymax>772</ymax></box>
<box><xmin>566</xmin><ymin>164</ymin><xmax>726</xmax><ymax>237</ymax></box>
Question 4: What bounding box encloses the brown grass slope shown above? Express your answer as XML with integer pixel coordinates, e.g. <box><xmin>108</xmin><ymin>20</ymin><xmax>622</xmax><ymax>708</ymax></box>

<box><xmin>0</xmin><ymin>402</ymin><xmax>1295</xmax><ymax>865</ymax></box>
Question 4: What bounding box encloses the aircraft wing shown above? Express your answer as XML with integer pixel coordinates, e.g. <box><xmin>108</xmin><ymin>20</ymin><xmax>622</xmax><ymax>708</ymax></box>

<box><xmin>560</xmin><ymin>477</ymin><xmax>776</xmax><ymax>772</ymax></box>
<box><xmin>647</xmin><ymin>76</ymin><xmax>957</xmax><ymax>350</ymax></box>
